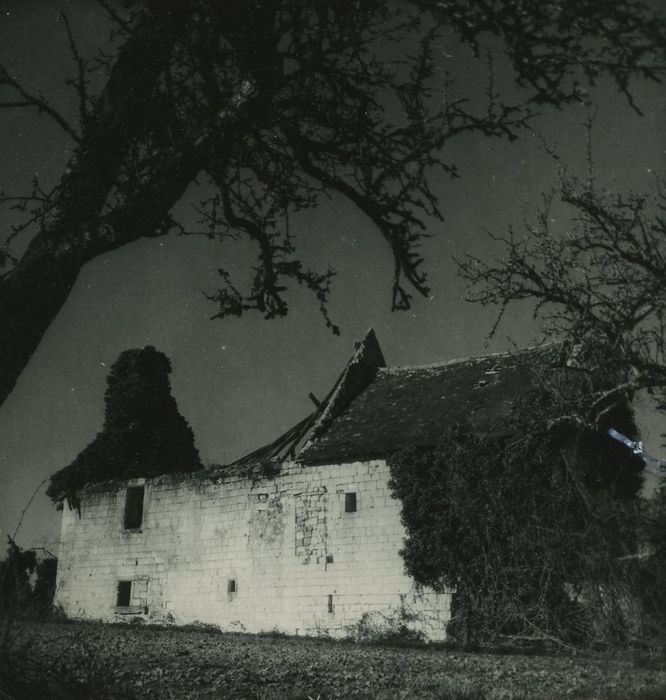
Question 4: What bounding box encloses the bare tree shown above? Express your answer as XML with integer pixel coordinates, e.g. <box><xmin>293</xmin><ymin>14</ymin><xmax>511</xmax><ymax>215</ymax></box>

<box><xmin>458</xmin><ymin>173</ymin><xmax>666</xmax><ymax>426</ymax></box>
<box><xmin>1</xmin><ymin>0</ymin><xmax>665</xmax><ymax>408</ymax></box>
<box><xmin>399</xmin><ymin>169</ymin><xmax>666</xmax><ymax>645</ymax></box>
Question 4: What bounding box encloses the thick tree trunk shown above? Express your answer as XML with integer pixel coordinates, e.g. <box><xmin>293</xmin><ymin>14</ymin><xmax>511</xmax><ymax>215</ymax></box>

<box><xmin>0</xmin><ymin>152</ymin><xmax>203</xmax><ymax>408</ymax></box>
<box><xmin>0</xmin><ymin>99</ymin><xmax>258</xmax><ymax>410</ymax></box>
<box><xmin>0</xmin><ymin>3</ymin><xmax>194</xmax><ymax>406</ymax></box>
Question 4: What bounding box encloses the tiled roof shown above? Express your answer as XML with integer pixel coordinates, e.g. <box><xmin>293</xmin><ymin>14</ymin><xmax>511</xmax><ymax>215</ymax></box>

<box><xmin>298</xmin><ymin>344</ymin><xmax>559</xmax><ymax>464</ymax></box>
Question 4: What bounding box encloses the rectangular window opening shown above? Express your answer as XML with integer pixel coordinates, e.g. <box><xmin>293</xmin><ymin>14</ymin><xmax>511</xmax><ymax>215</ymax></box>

<box><xmin>117</xmin><ymin>580</ymin><xmax>132</xmax><ymax>607</ymax></box>
<box><xmin>124</xmin><ymin>485</ymin><xmax>144</xmax><ymax>529</ymax></box>
<box><xmin>344</xmin><ymin>492</ymin><xmax>357</xmax><ymax>513</ymax></box>
<box><xmin>327</xmin><ymin>594</ymin><xmax>334</xmax><ymax>614</ymax></box>
<box><xmin>227</xmin><ymin>579</ymin><xmax>236</xmax><ymax>594</ymax></box>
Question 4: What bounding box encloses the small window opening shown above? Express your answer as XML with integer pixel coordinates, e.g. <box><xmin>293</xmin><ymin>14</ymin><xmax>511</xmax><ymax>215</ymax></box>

<box><xmin>124</xmin><ymin>486</ymin><xmax>144</xmax><ymax>529</ymax></box>
<box><xmin>327</xmin><ymin>594</ymin><xmax>334</xmax><ymax>614</ymax></box>
<box><xmin>227</xmin><ymin>579</ymin><xmax>236</xmax><ymax>594</ymax></box>
<box><xmin>345</xmin><ymin>492</ymin><xmax>357</xmax><ymax>513</ymax></box>
<box><xmin>117</xmin><ymin>580</ymin><xmax>132</xmax><ymax>607</ymax></box>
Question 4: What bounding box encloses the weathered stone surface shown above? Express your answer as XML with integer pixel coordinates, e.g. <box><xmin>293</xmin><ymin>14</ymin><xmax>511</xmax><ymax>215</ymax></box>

<box><xmin>55</xmin><ymin>460</ymin><xmax>450</xmax><ymax>639</ymax></box>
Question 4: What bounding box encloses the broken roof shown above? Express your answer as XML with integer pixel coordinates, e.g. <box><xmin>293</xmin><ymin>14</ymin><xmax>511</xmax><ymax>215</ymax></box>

<box><xmin>298</xmin><ymin>344</ymin><xmax>558</xmax><ymax>464</ymax></box>
<box><xmin>231</xmin><ymin>328</ymin><xmax>385</xmax><ymax>470</ymax></box>
<box><xmin>228</xmin><ymin>329</ymin><xmax>561</xmax><ymax>470</ymax></box>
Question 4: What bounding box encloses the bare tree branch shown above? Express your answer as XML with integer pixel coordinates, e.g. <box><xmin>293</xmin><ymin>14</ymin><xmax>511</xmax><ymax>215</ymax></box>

<box><xmin>1</xmin><ymin>0</ymin><xmax>665</xmax><ymax>410</ymax></box>
<box><xmin>458</xmin><ymin>175</ymin><xmax>666</xmax><ymax>426</ymax></box>
<box><xmin>0</xmin><ymin>63</ymin><xmax>81</xmax><ymax>143</ymax></box>
<box><xmin>61</xmin><ymin>12</ymin><xmax>91</xmax><ymax>134</ymax></box>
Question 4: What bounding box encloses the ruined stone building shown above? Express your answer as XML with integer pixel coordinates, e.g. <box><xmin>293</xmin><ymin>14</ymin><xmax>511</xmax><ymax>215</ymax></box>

<box><xmin>54</xmin><ymin>330</ymin><xmax>556</xmax><ymax>640</ymax></box>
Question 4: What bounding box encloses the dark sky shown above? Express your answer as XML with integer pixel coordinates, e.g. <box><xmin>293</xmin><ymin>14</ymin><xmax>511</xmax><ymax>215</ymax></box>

<box><xmin>1</xmin><ymin>2</ymin><xmax>665</xmax><ymax>550</ymax></box>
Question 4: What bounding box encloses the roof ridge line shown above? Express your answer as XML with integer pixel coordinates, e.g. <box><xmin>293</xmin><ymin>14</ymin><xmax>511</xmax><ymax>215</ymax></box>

<box><xmin>379</xmin><ymin>340</ymin><xmax>562</xmax><ymax>373</ymax></box>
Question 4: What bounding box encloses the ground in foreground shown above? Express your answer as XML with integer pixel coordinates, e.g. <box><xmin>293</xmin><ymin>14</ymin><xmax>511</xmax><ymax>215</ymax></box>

<box><xmin>2</xmin><ymin>620</ymin><xmax>666</xmax><ymax>699</ymax></box>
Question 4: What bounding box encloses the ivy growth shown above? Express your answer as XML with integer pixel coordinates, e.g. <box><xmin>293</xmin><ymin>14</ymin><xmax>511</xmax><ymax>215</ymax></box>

<box><xmin>47</xmin><ymin>346</ymin><xmax>202</xmax><ymax>505</ymax></box>
<box><xmin>388</xmin><ymin>364</ymin><xmax>646</xmax><ymax>646</ymax></box>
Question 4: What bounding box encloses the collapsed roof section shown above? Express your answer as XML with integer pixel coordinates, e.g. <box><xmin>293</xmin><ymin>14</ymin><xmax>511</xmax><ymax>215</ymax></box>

<box><xmin>230</xmin><ymin>328</ymin><xmax>385</xmax><ymax>470</ymax></box>
<box><xmin>230</xmin><ymin>329</ymin><xmax>560</xmax><ymax>472</ymax></box>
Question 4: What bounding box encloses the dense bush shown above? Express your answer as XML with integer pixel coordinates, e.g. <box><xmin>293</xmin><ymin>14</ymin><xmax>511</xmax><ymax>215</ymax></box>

<box><xmin>0</xmin><ymin>539</ymin><xmax>57</xmax><ymax>619</ymax></box>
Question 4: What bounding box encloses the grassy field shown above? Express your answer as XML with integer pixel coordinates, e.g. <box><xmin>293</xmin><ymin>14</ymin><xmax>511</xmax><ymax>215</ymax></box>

<box><xmin>2</xmin><ymin>620</ymin><xmax>666</xmax><ymax>699</ymax></box>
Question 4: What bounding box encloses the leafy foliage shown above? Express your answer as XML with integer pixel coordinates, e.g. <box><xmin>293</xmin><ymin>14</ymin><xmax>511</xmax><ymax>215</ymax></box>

<box><xmin>388</xmin><ymin>365</ymin><xmax>646</xmax><ymax>646</ymax></box>
<box><xmin>47</xmin><ymin>346</ymin><xmax>201</xmax><ymax>504</ymax></box>
<box><xmin>32</xmin><ymin>558</ymin><xmax>58</xmax><ymax>614</ymax></box>
<box><xmin>452</xmin><ymin>164</ymin><xmax>666</xmax><ymax>646</ymax></box>
<box><xmin>0</xmin><ymin>539</ymin><xmax>36</xmax><ymax>615</ymax></box>
<box><xmin>634</xmin><ymin>481</ymin><xmax>666</xmax><ymax>639</ymax></box>
<box><xmin>0</xmin><ymin>538</ymin><xmax>57</xmax><ymax>619</ymax></box>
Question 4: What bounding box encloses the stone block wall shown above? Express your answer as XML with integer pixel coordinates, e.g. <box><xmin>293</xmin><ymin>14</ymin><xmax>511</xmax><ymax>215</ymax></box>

<box><xmin>54</xmin><ymin>460</ymin><xmax>450</xmax><ymax>639</ymax></box>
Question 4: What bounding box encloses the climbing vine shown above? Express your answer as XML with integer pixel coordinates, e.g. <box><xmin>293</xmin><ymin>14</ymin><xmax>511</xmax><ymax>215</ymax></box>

<box><xmin>47</xmin><ymin>347</ymin><xmax>202</xmax><ymax>505</ymax></box>
<box><xmin>388</xmin><ymin>366</ymin><xmax>648</xmax><ymax>646</ymax></box>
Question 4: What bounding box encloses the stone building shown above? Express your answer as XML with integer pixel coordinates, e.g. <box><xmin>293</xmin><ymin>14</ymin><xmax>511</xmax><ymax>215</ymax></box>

<box><xmin>54</xmin><ymin>330</ymin><xmax>556</xmax><ymax>640</ymax></box>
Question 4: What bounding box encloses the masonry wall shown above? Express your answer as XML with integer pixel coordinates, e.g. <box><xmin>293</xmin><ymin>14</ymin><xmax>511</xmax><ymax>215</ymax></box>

<box><xmin>54</xmin><ymin>460</ymin><xmax>450</xmax><ymax>639</ymax></box>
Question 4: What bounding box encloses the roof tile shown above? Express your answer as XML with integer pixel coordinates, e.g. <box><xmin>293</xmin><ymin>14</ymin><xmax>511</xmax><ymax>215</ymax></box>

<box><xmin>299</xmin><ymin>345</ymin><xmax>558</xmax><ymax>463</ymax></box>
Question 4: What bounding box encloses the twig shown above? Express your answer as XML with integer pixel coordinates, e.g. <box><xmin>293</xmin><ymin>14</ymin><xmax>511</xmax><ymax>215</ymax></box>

<box><xmin>96</xmin><ymin>0</ymin><xmax>133</xmax><ymax>33</ymax></box>
<box><xmin>0</xmin><ymin>62</ymin><xmax>80</xmax><ymax>143</ymax></box>
<box><xmin>61</xmin><ymin>12</ymin><xmax>89</xmax><ymax>130</ymax></box>
<box><xmin>12</xmin><ymin>477</ymin><xmax>48</xmax><ymax>541</ymax></box>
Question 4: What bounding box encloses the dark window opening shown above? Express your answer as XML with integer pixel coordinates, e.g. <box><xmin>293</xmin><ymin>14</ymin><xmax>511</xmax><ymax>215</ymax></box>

<box><xmin>345</xmin><ymin>492</ymin><xmax>357</xmax><ymax>513</ymax></box>
<box><xmin>228</xmin><ymin>579</ymin><xmax>236</xmax><ymax>594</ymax></box>
<box><xmin>117</xmin><ymin>580</ymin><xmax>132</xmax><ymax>607</ymax></box>
<box><xmin>328</xmin><ymin>594</ymin><xmax>334</xmax><ymax>614</ymax></box>
<box><xmin>124</xmin><ymin>486</ymin><xmax>144</xmax><ymax>529</ymax></box>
